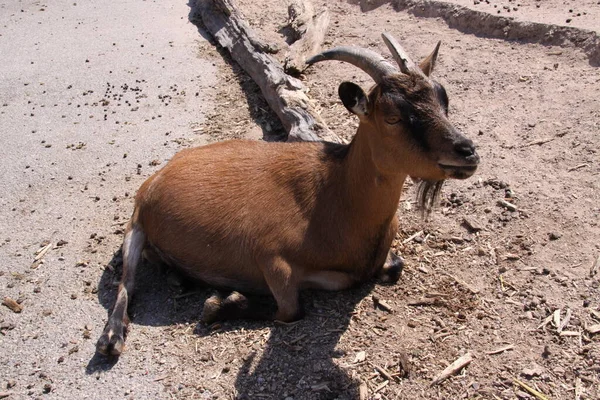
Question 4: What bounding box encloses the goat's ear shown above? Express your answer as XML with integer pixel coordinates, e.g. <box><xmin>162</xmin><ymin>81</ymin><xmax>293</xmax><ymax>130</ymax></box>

<box><xmin>419</xmin><ymin>41</ymin><xmax>441</xmax><ymax>77</ymax></box>
<box><xmin>338</xmin><ymin>82</ymin><xmax>369</xmax><ymax>118</ymax></box>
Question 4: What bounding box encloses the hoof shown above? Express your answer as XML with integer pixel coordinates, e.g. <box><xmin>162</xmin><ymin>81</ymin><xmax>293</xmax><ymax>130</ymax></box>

<box><xmin>380</xmin><ymin>252</ymin><xmax>404</xmax><ymax>283</ymax></box>
<box><xmin>96</xmin><ymin>322</ymin><xmax>126</xmax><ymax>356</ymax></box>
<box><xmin>201</xmin><ymin>293</ymin><xmax>223</xmax><ymax>324</ymax></box>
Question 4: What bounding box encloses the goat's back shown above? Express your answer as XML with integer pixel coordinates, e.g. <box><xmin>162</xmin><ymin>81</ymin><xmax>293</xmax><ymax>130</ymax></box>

<box><xmin>134</xmin><ymin>140</ymin><xmax>351</xmax><ymax>290</ymax></box>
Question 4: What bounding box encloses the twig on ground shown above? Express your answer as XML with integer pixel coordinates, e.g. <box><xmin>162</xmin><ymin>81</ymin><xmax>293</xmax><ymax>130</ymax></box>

<box><xmin>372</xmin><ymin>295</ymin><xmax>394</xmax><ymax>313</ymax></box>
<box><xmin>521</xmin><ymin>137</ymin><xmax>554</xmax><ymax>147</ymax></box>
<box><xmin>430</xmin><ymin>352</ymin><xmax>473</xmax><ymax>386</ymax></box>
<box><xmin>373</xmin><ymin>380</ymin><xmax>389</xmax><ymax>393</ymax></box>
<box><xmin>537</xmin><ymin>314</ymin><xmax>553</xmax><ymax>330</ymax></box>
<box><xmin>585</xmin><ymin>324</ymin><xmax>600</xmax><ymax>334</ymax></box>
<box><xmin>486</xmin><ymin>344</ymin><xmax>514</xmax><ymax>355</ymax></box>
<box><xmin>513</xmin><ymin>378</ymin><xmax>550</xmax><ymax>400</ymax></box>
<box><xmin>590</xmin><ymin>254</ymin><xmax>599</xmax><ymax>277</ymax></box>
<box><xmin>575</xmin><ymin>377</ymin><xmax>583</xmax><ymax>400</ymax></box>
<box><xmin>557</xmin><ymin>308</ymin><xmax>572</xmax><ymax>333</ymax></box>
<box><xmin>497</xmin><ymin>199</ymin><xmax>517</xmax><ymax>211</ymax></box>
<box><xmin>402</xmin><ymin>230</ymin><xmax>423</xmax><ymax>244</ymax></box>
<box><xmin>553</xmin><ymin>309</ymin><xmax>561</xmax><ymax>329</ymax></box>
<box><xmin>371</xmin><ymin>363</ymin><xmax>395</xmax><ymax>382</ymax></box>
<box><xmin>407</xmin><ymin>297</ymin><xmax>446</xmax><ymax>307</ymax></box>
<box><xmin>33</xmin><ymin>242</ymin><xmax>52</xmax><ymax>261</ymax></box>
<box><xmin>358</xmin><ymin>382</ymin><xmax>368</xmax><ymax>400</ymax></box>
<box><xmin>568</xmin><ymin>163</ymin><xmax>588</xmax><ymax>172</ymax></box>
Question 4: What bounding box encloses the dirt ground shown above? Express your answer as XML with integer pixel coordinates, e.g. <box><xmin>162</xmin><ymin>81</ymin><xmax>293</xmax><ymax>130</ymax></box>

<box><xmin>1</xmin><ymin>0</ymin><xmax>599</xmax><ymax>399</ymax></box>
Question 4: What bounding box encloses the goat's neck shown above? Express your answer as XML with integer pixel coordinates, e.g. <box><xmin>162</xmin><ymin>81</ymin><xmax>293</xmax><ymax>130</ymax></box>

<box><xmin>341</xmin><ymin>125</ymin><xmax>406</xmax><ymax>227</ymax></box>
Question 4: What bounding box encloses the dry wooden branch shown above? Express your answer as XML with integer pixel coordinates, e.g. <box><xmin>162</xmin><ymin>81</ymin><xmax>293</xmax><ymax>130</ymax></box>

<box><xmin>283</xmin><ymin>0</ymin><xmax>330</xmax><ymax>75</ymax></box>
<box><xmin>586</xmin><ymin>324</ymin><xmax>600</xmax><ymax>334</ymax></box>
<box><xmin>590</xmin><ymin>254</ymin><xmax>599</xmax><ymax>277</ymax></box>
<box><xmin>575</xmin><ymin>377</ymin><xmax>583</xmax><ymax>400</ymax></box>
<box><xmin>358</xmin><ymin>382</ymin><xmax>368</xmax><ymax>400</ymax></box>
<box><xmin>33</xmin><ymin>242</ymin><xmax>52</xmax><ymax>262</ymax></box>
<box><xmin>430</xmin><ymin>352</ymin><xmax>473</xmax><ymax>386</ymax></box>
<box><xmin>402</xmin><ymin>230</ymin><xmax>423</xmax><ymax>244</ymax></box>
<box><xmin>513</xmin><ymin>378</ymin><xmax>550</xmax><ymax>400</ymax></box>
<box><xmin>537</xmin><ymin>314</ymin><xmax>553</xmax><ymax>330</ymax></box>
<box><xmin>553</xmin><ymin>309</ymin><xmax>561</xmax><ymax>329</ymax></box>
<box><xmin>372</xmin><ymin>295</ymin><xmax>394</xmax><ymax>313</ymax></box>
<box><xmin>568</xmin><ymin>163</ymin><xmax>589</xmax><ymax>172</ymax></box>
<box><xmin>557</xmin><ymin>308</ymin><xmax>572</xmax><ymax>333</ymax></box>
<box><xmin>486</xmin><ymin>344</ymin><xmax>514</xmax><ymax>355</ymax></box>
<box><xmin>407</xmin><ymin>297</ymin><xmax>446</xmax><ymax>307</ymax></box>
<box><xmin>497</xmin><ymin>199</ymin><xmax>517</xmax><ymax>212</ymax></box>
<box><xmin>521</xmin><ymin>137</ymin><xmax>554</xmax><ymax>147</ymax></box>
<box><xmin>372</xmin><ymin>363</ymin><xmax>395</xmax><ymax>382</ymax></box>
<box><xmin>373</xmin><ymin>380</ymin><xmax>389</xmax><ymax>393</ymax></box>
<box><xmin>194</xmin><ymin>0</ymin><xmax>340</xmax><ymax>143</ymax></box>
<box><xmin>559</xmin><ymin>330</ymin><xmax>580</xmax><ymax>337</ymax></box>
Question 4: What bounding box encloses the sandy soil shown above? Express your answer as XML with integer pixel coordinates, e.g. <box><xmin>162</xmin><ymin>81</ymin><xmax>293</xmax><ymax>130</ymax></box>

<box><xmin>1</xmin><ymin>0</ymin><xmax>599</xmax><ymax>399</ymax></box>
<box><xmin>448</xmin><ymin>0</ymin><xmax>600</xmax><ymax>33</ymax></box>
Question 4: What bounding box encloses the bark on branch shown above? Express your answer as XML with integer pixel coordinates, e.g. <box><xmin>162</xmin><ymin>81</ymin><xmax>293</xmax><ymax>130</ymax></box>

<box><xmin>283</xmin><ymin>0</ymin><xmax>331</xmax><ymax>75</ymax></box>
<box><xmin>194</xmin><ymin>0</ymin><xmax>340</xmax><ymax>143</ymax></box>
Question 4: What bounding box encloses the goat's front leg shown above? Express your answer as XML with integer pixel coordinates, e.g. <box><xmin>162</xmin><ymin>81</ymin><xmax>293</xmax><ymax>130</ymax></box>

<box><xmin>201</xmin><ymin>256</ymin><xmax>303</xmax><ymax>324</ymax></box>
<box><xmin>378</xmin><ymin>250</ymin><xmax>404</xmax><ymax>283</ymax></box>
<box><xmin>261</xmin><ymin>256</ymin><xmax>304</xmax><ymax>322</ymax></box>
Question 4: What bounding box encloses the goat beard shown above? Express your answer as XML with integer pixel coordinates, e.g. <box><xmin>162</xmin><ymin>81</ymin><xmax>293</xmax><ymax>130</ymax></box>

<box><xmin>414</xmin><ymin>179</ymin><xmax>445</xmax><ymax>219</ymax></box>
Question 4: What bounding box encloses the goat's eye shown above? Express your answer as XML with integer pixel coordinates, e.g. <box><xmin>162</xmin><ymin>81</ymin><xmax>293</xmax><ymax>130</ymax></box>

<box><xmin>385</xmin><ymin>116</ymin><xmax>401</xmax><ymax>125</ymax></box>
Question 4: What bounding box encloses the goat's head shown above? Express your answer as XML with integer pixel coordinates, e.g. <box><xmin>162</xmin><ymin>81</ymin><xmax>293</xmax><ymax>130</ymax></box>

<box><xmin>307</xmin><ymin>33</ymin><xmax>480</xmax><ymax>184</ymax></box>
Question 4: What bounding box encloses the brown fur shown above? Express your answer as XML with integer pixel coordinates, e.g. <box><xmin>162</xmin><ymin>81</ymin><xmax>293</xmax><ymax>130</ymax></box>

<box><xmin>96</xmin><ymin>48</ymin><xmax>479</xmax><ymax>356</ymax></box>
<box><xmin>137</xmin><ymin>138</ymin><xmax>403</xmax><ymax>294</ymax></box>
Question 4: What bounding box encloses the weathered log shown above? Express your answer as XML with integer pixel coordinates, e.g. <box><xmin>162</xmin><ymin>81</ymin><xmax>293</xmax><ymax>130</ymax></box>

<box><xmin>194</xmin><ymin>0</ymin><xmax>341</xmax><ymax>143</ymax></box>
<box><xmin>283</xmin><ymin>0</ymin><xmax>331</xmax><ymax>75</ymax></box>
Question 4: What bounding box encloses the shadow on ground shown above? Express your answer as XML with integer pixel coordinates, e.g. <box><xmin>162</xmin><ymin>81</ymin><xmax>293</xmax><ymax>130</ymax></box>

<box><xmin>86</xmin><ymin>248</ymin><xmax>212</xmax><ymax>373</ymax></box>
<box><xmin>228</xmin><ymin>285</ymin><xmax>376</xmax><ymax>399</ymax></box>
<box><xmin>89</xmin><ymin>243</ymin><xmax>381</xmax><ymax>399</ymax></box>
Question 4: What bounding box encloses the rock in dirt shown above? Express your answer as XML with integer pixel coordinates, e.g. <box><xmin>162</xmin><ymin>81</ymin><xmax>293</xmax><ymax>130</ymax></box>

<box><xmin>2</xmin><ymin>297</ymin><xmax>22</xmax><ymax>313</ymax></box>
<box><xmin>521</xmin><ymin>363</ymin><xmax>544</xmax><ymax>378</ymax></box>
<box><xmin>548</xmin><ymin>232</ymin><xmax>561</xmax><ymax>240</ymax></box>
<box><xmin>462</xmin><ymin>216</ymin><xmax>483</xmax><ymax>232</ymax></box>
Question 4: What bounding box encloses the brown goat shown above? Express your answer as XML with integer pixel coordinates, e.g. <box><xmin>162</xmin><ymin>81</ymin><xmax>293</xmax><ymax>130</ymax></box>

<box><xmin>97</xmin><ymin>33</ymin><xmax>479</xmax><ymax>356</ymax></box>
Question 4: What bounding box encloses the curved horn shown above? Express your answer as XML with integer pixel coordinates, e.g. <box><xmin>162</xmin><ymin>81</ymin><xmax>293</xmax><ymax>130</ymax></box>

<box><xmin>306</xmin><ymin>46</ymin><xmax>397</xmax><ymax>83</ymax></box>
<box><xmin>381</xmin><ymin>32</ymin><xmax>423</xmax><ymax>76</ymax></box>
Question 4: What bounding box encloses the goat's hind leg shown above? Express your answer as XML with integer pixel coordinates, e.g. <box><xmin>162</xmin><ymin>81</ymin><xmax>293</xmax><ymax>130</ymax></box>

<box><xmin>201</xmin><ymin>291</ymin><xmax>276</xmax><ymax>324</ymax></box>
<box><xmin>201</xmin><ymin>257</ymin><xmax>303</xmax><ymax>324</ymax></box>
<box><xmin>96</xmin><ymin>223</ymin><xmax>145</xmax><ymax>356</ymax></box>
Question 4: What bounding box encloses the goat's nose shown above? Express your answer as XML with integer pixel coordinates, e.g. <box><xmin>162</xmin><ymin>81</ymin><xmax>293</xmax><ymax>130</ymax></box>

<box><xmin>454</xmin><ymin>138</ymin><xmax>476</xmax><ymax>158</ymax></box>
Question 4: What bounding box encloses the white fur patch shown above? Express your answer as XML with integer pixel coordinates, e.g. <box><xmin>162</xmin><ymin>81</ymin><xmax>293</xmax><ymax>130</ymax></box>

<box><xmin>123</xmin><ymin>225</ymin><xmax>144</xmax><ymax>269</ymax></box>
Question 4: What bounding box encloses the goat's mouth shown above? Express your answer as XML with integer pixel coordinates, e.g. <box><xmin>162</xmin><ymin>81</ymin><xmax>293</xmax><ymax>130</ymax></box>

<box><xmin>438</xmin><ymin>163</ymin><xmax>478</xmax><ymax>179</ymax></box>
